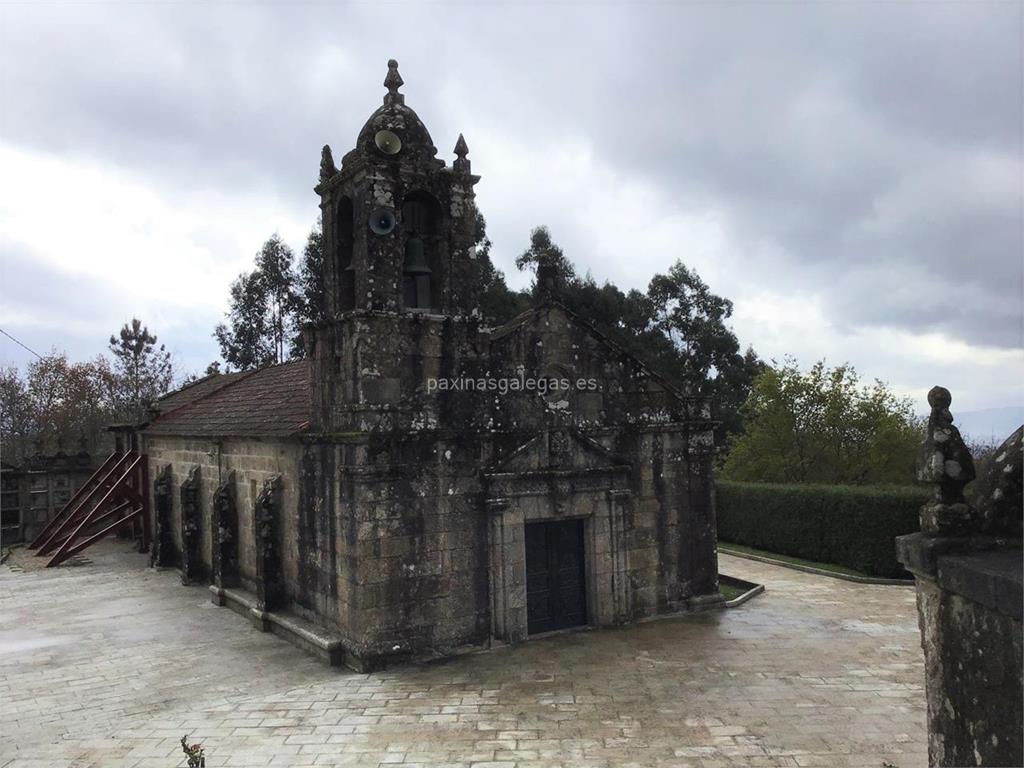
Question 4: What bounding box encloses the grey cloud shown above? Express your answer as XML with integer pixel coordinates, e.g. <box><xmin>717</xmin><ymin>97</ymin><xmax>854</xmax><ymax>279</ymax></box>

<box><xmin>0</xmin><ymin>242</ymin><xmax>221</xmax><ymax>375</ymax></box>
<box><xmin>1</xmin><ymin>2</ymin><xmax>1019</xmax><ymax>356</ymax></box>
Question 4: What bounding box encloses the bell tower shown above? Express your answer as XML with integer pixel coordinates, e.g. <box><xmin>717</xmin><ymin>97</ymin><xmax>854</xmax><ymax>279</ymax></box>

<box><xmin>314</xmin><ymin>59</ymin><xmax>481</xmax><ymax>317</ymax></box>
<box><xmin>308</xmin><ymin>60</ymin><xmax>486</xmax><ymax>433</ymax></box>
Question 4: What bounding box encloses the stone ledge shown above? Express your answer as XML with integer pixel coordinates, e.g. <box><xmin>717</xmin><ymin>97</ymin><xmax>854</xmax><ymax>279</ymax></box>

<box><xmin>897</xmin><ymin>533</ymin><xmax>1023</xmax><ymax>620</ymax></box>
<box><xmin>896</xmin><ymin>532</ymin><xmax>1021</xmax><ymax>576</ymax></box>
<box><xmin>208</xmin><ymin>584</ymin><xmax>489</xmax><ymax>673</ymax></box>
<box><xmin>936</xmin><ymin>550</ymin><xmax>1023</xmax><ymax>621</ymax></box>
<box><xmin>209</xmin><ymin>585</ymin><xmax>347</xmax><ymax>667</ymax></box>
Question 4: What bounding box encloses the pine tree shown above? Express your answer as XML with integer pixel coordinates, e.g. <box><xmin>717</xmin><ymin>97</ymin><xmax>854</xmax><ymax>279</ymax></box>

<box><xmin>108</xmin><ymin>318</ymin><xmax>174</xmax><ymax>420</ymax></box>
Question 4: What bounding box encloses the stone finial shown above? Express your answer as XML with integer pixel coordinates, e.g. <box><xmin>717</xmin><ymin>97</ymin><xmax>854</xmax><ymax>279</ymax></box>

<box><xmin>917</xmin><ymin>385</ymin><xmax>977</xmax><ymax>536</ymax></box>
<box><xmin>319</xmin><ymin>144</ymin><xmax>337</xmax><ymax>182</ymax></box>
<box><xmin>384</xmin><ymin>58</ymin><xmax>404</xmax><ymax>104</ymax></box>
<box><xmin>453</xmin><ymin>133</ymin><xmax>470</xmax><ymax>174</ymax></box>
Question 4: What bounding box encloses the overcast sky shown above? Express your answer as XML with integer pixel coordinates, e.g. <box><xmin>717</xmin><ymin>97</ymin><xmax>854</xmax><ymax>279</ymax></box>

<box><xmin>0</xmin><ymin>2</ymin><xmax>1021</xmax><ymax>417</ymax></box>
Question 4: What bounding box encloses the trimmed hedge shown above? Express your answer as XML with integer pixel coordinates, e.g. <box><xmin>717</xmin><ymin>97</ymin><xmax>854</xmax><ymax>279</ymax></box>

<box><xmin>716</xmin><ymin>481</ymin><xmax>927</xmax><ymax>578</ymax></box>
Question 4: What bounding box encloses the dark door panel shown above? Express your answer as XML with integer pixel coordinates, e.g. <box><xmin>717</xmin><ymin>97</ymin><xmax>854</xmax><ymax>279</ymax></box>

<box><xmin>526</xmin><ymin>522</ymin><xmax>553</xmax><ymax>630</ymax></box>
<box><xmin>526</xmin><ymin>518</ymin><xmax>587</xmax><ymax>634</ymax></box>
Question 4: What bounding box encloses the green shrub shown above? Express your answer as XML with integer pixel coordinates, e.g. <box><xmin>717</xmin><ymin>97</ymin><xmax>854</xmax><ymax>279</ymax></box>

<box><xmin>716</xmin><ymin>480</ymin><xmax>926</xmax><ymax>577</ymax></box>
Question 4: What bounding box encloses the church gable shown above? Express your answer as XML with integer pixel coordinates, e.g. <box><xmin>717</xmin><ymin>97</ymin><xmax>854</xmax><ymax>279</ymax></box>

<box><xmin>487</xmin><ymin>304</ymin><xmax>706</xmax><ymax>429</ymax></box>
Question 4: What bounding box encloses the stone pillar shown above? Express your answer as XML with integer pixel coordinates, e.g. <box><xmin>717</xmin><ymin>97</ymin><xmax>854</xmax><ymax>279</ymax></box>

<box><xmin>179</xmin><ymin>465</ymin><xmax>202</xmax><ymax>585</ymax></box>
<box><xmin>211</xmin><ymin>471</ymin><xmax>238</xmax><ymax>597</ymax></box>
<box><xmin>897</xmin><ymin>390</ymin><xmax>1022</xmax><ymax>767</ymax></box>
<box><xmin>686</xmin><ymin>426</ymin><xmax>721</xmax><ymax>603</ymax></box>
<box><xmin>150</xmin><ymin>464</ymin><xmax>174</xmax><ymax>568</ymax></box>
<box><xmin>487</xmin><ymin>498</ymin><xmax>527</xmax><ymax>644</ymax></box>
<box><xmin>606</xmin><ymin>489</ymin><xmax>632</xmax><ymax>623</ymax></box>
<box><xmin>253</xmin><ymin>475</ymin><xmax>284</xmax><ymax>615</ymax></box>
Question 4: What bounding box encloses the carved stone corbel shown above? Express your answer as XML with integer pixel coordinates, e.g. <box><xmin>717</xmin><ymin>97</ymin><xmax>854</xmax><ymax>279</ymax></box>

<box><xmin>179</xmin><ymin>465</ymin><xmax>202</xmax><ymax>584</ymax></box>
<box><xmin>254</xmin><ymin>475</ymin><xmax>284</xmax><ymax>612</ymax></box>
<box><xmin>151</xmin><ymin>464</ymin><xmax>174</xmax><ymax>568</ymax></box>
<box><xmin>211</xmin><ymin>471</ymin><xmax>238</xmax><ymax>589</ymax></box>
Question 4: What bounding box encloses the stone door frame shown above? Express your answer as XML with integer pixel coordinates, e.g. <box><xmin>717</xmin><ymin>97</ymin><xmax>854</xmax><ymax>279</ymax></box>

<box><xmin>485</xmin><ymin>472</ymin><xmax>632</xmax><ymax>645</ymax></box>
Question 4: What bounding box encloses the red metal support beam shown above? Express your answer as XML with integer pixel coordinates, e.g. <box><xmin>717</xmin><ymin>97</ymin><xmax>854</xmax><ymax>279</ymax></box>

<box><xmin>50</xmin><ymin>505</ymin><xmax>144</xmax><ymax>564</ymax></box>
<box><xmin>34</xmin><ymin>452</ymin><xmax>136</xmax><ymax>555</ymax></box>
<box><xmin>29</xmin><ymin>451</ymin><xmax>121</xmax><ymax>550</ymax></box>
<box><xmin>68</xmin><ymin>499</ymin><xmax>133</xmax><ymax>536</ymax></box>
<box><xmin>44</xmin><ymin>454</ymin><xmax>142</xmax><ymax>567</ymax></box>
<box><xmin>40</xmin><ymin>500</ymin><xmax>134</xmax><ymax>558</ymax></box>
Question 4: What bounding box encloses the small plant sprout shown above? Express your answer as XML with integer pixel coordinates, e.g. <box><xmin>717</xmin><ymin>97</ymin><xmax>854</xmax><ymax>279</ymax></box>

<box><xmin>180</xmin><ymin>734</ymin><xmax>205</xmax><ymax>767</ymax></box>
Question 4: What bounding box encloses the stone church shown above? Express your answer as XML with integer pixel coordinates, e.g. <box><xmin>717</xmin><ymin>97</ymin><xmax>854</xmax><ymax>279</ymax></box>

<box><xmin>142</xmin><ymin>60</ymin><xmax>722</xmax><ymax>670</ymax></box>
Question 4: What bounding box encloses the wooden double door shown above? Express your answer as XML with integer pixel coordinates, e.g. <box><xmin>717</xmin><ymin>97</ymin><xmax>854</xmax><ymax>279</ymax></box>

<box><xmin>525</xmin><ymin>518</ymin><xmax>587</xmax><ymax>634</ymax></box>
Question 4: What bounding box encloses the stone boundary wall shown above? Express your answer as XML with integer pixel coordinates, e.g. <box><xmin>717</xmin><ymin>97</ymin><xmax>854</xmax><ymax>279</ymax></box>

<box><xmin>898</xmin><ymin>535</ymin><xmax>1022</xmax><ymax>766</ymax></box>
<box><xmin>898</xmin><ymin>396</ymin><xmax>1022</xmax><ymax>767</ymax></box>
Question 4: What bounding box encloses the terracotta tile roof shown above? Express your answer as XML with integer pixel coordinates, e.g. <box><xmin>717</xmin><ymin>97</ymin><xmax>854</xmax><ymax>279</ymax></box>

<box><xmin>145</xmin><ymin>360</ymin><xmax>310</xmax><ymax>438</ymax></box>
<box><xmin>152</xmin><ymin>371</ymin><xmax>249</xmax><ymax>414</ymax></box>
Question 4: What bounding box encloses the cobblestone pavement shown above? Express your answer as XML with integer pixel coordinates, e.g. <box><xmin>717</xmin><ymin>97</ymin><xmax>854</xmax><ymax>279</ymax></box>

<box><xmin>0</xmin><ymin>540</ymin><xmax>926</xmax><ymax>768</ymax></box>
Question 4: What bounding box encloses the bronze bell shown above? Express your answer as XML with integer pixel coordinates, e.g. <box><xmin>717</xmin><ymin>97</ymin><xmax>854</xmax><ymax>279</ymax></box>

<box><xmin>403</xmin><ymin>238</ymin><xmax>431</xmax><ymax>274</ymax></box>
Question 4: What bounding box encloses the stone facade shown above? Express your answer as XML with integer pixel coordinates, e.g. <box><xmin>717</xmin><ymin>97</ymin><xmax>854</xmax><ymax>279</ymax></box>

<box><xmin>897</xmin><ymin>391</ymin><xmax>1023</xmax><ymax>767</ymax></box>
<box><xmin>142</xmin><ymin>60</ymin><xmax>722</xmax><ymax>670</ymax></box>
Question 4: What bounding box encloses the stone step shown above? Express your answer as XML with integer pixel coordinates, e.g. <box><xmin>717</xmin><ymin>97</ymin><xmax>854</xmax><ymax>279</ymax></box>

<box><xmin>209</xmin><ymin>585</ymin><xmax>347</xmax><ymax>667</ymax></box>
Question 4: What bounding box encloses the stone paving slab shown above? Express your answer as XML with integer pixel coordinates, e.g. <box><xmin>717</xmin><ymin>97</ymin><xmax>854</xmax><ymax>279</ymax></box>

<box><xmin>0</xmin><ymin>541</ymin><xmax>927</xmax><ymax>767</ymax></box>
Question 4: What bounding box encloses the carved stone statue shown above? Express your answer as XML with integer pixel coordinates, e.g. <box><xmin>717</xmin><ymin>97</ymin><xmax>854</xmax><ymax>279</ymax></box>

<box><xmin>974</xmin><ymin>425</ymin><xmax>1023</xmax><ymax>538</ymax></box>
<box><xmin>917</xmin><ymin>386</ymin><xmax>977</xmax><ymax>536</ymax></box>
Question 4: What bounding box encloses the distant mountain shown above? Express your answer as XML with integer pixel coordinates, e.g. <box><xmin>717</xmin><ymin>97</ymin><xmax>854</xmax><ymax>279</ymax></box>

<box><xmin>952</xmin><ymin>407</ymin><xmax>1024</xmax><ymax>446</ymax></box>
